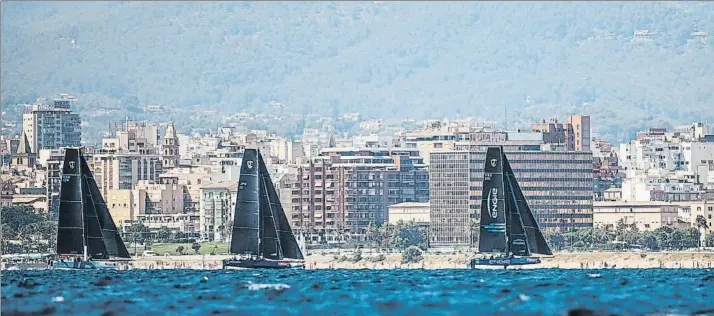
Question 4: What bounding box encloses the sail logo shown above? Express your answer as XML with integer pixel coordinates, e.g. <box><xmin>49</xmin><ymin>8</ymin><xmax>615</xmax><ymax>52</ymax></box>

<box><xmin>247</xmin><ymin>160</ymin><xmax>254</xmax><ymax>169</ymax></box>
<box><xmin>487</xmin><ymin>188</ymin><xmax>498</xmax><ymax>219</ymax></box>
<box><xmin>490</xmin><ymin>159</ymin><xmax>497</xmax><ymax>168</ymax></box>
<box><xmin>68</xmin><ymin>161</ymin><xmax>75</xmax><ymax>169</ymax></box>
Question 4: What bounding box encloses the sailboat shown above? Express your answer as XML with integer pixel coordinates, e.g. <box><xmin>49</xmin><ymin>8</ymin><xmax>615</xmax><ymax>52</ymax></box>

<box><xmin>51</xmin><ymin>148</ymin><xmax>132</xmax><ymax>269</ymax></box>
<box><xmin>470</xmin><ymin>146</ymin><xmax>553</xmax><ymax>268</ymax></box>
<box><xmin>223</xmin><ymin>149</ymin><xmax>305</xmax><ymax>269</ymax></box>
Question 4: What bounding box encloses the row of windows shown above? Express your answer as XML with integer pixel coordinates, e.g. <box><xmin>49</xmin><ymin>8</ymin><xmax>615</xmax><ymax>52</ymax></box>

<box><xmin>468</xmin><ymin>195</ymin><xmax>592</xmax><ymax>201</ymax></box>
<box><xmin>471</xmin><ymin>204</ymin><xmax>593</xmax><ymax>210</ymax></box>
<box><xmin>468</xmin><ymin>168</ymin><xmax>593</xmax><ymax>173</ymax></box>
<box><xmin>469</xmin><ymin>159</ymin><xmax>592</xmax><ymax>165</ymax></box>
<box><xmin>468</xmin><ymin>186</ymin><xmax>592</xmax><ymax>191</ymax></box>
<box><xmin>470</xmin><ymin>177</ymin><xmax>593</xmax><ymax>182</ymax></box>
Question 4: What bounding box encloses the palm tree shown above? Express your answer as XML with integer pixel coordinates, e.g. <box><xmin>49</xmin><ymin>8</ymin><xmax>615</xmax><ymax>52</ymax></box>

<box><xmin>696</xmin><ymin>215</ymin><xmax>709</xmax><ymax>247</ymax></box>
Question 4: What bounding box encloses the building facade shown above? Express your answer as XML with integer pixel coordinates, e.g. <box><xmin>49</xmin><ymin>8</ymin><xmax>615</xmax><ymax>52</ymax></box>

<box><xmin>388</xmin><ymin>202</ymin><xmax>430</xmax><ymax>226</ymax></box>
<box><xmin>593</xmin><ymin>201</ymin><xmax>681</xmax><ymax>231</ymax></box>
<box><xmin>430</xmin><ymin>148</ymin><xmax>593</xmax><ymax>247</ymax></box>
<box><xmin>288</xmin><ymin>147</ymin><xmax>429</xmax><ymax>243</ymax></box>
<box><xmin>199</xmin><ymin>183</ymin><xmax>238</xmax><ymax>242</ymax></box>
<box><xmin>93</xmin><ymin>152</ymin><xmax>162</xmax><ymax>197</ymax></box>
<box><xmin>22</xmin><ymin>101</ymin><xmax>81</xmax><ymax>152</ymax></box>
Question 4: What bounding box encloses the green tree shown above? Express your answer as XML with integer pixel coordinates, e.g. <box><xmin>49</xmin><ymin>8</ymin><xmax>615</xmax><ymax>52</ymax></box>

<box><xmin>705</xmin><ymin>234</ymin><xmax>714</xmax><ymax>247</ymax></box>
<box><xmin>638</xmin><ymin>232</ymin><xmax>659</xmax><ymax>250</ymax></box>
<box><xmin>696</xmin><ymin>215</ymin><xmax>709</xmax><ymax>247</ymax></box>
<box><xmin>156</xmin><ymin>227</ymin><xmax>171</xmax><ymax>243</ymax></box>
<box><xmin>388</xmin><ymin>220</ymin><xmax>427</xmax><ymax>251</ymax></box>
<box><xmin>545</xmin><ymin>231</ymin><xmax>566</xmax><ymax>251</ymax></box>
<box><xmin>401</xmin><ymin>246</ymin><xmax>424</xmax><ymax>264</ymax></box>
<box><xmin>125</xmin><ymin>222</ymin><xmax>149</xmax><ymax>244</ymax></box>
<box><xmin>176</xmin><ymin>245</ymin><xmax>185</xmax><ymax>255</ymax></box>
<box><xmin>470</xmin><ymin>220</ymin><xmax>479</xmax><ymax>247</ymax></box>
<box><xmin>191</xmin><ymin>242</ymin><xmax>201</xmax><ymax>254</ymax></box>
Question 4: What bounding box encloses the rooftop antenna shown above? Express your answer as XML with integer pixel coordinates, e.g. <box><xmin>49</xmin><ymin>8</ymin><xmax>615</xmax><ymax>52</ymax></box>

<box><xmin>504</xmin><ymin>103</ymin><xmax>508</xmax><ymax>131</ymax></box>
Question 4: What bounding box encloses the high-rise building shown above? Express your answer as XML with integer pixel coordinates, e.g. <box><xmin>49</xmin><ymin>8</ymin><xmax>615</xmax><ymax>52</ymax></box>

<box><xmin>531</xmin><ymin>119</ymin><xmax>574</xmax><ymax>151</ymax></box>
<box><xmin>568</xmin><ymin>114</ymin><xmax>591</xmax><ymax>152</ymax></box>
<box><xmin>92</xmin><ymin>152</ymin><xmax>163</xmax><ymax>197</ymax></box>
<box><xmin>102</xmin><ymin>120</ymin><xmax>159</xmax><ymax>154</ymax></box>
<box><xmin>430</xmin><ymin>134</ymin><xmax>593</xmax><ymax>248</ymax></box>
<box><xmin>288</xmin><ymin>147</ymin><xmax>429</xmax><ymax>243</ymax></box>
<box><xmin>22</xmin><ymin>100</ymin><xmax>81</xmax><ymax>152</ymax></box>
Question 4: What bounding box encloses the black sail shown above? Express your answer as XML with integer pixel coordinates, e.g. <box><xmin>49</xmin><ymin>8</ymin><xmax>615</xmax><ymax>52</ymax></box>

<box><xmin>56</xmin><ymin>148</ymin><xmax>86</xmax><ymax>256</ymax></box>
<box><xmin>258</xmin><ymin>152</ymin><xmax>304</xmax><ymax>260</ymax></box>
<box><xmin>229</xmin><ymin>149</ymin><xmax>261</xmax><ymax>256</ymax></box>
<box><xmin>478</xmin><ymin>147</ymin><xmax>508</xmax><ymax>253</ymax></box>
<box><xmin>503</xmin><ymin>156</ymin><xmax>531</xmax><ymax>256</ymax></box>
<box><xmin>259</xmin><ymin>172</ymin><xmax>282</xmax><ymax>260</ymax></box>
<box><xmin>81</xmin><ymin>156</ymin><xmax>131</xmax><ymax>258</ymax></box>
<box><xmin>504</xmin><ymin>157</ymin><xmax>553</xmax><ymax>255</ymax></box>
<box><xmin>80</xmin><ymin>173</ymin><xmax>109</xmax><ymax>259</ymax></box>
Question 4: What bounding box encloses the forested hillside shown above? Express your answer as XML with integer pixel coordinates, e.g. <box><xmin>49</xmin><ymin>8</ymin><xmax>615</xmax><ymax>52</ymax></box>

<box><xmin>2</xmin><ymin>2</ymin><xmax>714</xmax><ymax>142</ymax></box>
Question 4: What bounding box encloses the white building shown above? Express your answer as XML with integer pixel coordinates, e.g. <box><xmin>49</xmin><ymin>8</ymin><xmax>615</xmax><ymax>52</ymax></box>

<box><xmin>199</xmin><ymin>182</ymin><xmax>238</xmax><ymax>242</ymax></box>
<box><xmin>22</xmin><ymin>99</ymin><xmax>81</xmax><ymax>152</ymax></box>
<box><xmin>593</xmin><ymin>201</ymin><xmax>682</xmax><ymax>231</ymax></box>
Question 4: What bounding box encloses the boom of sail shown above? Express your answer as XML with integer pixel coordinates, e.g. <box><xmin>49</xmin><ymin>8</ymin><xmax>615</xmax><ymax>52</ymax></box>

<box><xmin>55</xmin><ymin>148</ymin><xmax>131</xmax><ymax>259</ymax></box>
<box><xmin>229</xmin><ymin>149</ymin><xmax>304</xmax><ymax>260</ymax></box>
<box><xmin>478</xmin><ymin>146</ymin><xmax>553</xmax><ymax>256</ymax></box>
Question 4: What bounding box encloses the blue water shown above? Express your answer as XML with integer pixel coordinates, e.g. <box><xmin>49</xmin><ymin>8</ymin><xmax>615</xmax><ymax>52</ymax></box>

<box><xmin>3</xmin><ymin>269</ymin><xmax>714</xmax><ymax>315</ymax></box>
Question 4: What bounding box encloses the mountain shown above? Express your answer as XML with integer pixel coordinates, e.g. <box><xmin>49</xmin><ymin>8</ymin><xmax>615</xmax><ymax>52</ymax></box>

<box><xmin>2</xmin><ymin>2</ymin><xmax>714</xmax><ymax>142</ymax></box>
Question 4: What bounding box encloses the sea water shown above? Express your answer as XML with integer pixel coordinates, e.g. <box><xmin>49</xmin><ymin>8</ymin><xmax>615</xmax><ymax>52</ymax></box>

<box><xmin>3</xmin><ymin>269</ymin><xmax>714</xmax><ymax>315</ymax></box>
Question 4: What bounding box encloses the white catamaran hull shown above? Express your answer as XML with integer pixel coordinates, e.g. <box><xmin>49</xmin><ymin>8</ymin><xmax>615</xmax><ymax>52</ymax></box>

<box><xmin>470</xmin><ymin>257</ymin><xmax>541</xmax><ymax>268</ymax></box>
<box><xmin>222</xmin><ymin>258</ymin><xmax>305</xmax><ymax>269</ymax></box>
<box><xmin>51</xmin><ymin>260</ymin><xmax>122</xmax><ymax>270</ymax></box>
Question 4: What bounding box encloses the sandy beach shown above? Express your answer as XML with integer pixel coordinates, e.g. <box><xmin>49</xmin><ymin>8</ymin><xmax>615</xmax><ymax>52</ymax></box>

<box><xmin>125</xmin><ymin>251</ymin><xmax>714</xmax><ymax>270</ymax></box>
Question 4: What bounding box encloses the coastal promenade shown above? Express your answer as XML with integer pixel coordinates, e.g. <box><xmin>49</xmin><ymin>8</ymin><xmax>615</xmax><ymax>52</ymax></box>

<box><xmin>124</xmin><ymin>251</ymin><xmax>714</xmax><ymax>270</ymax></box>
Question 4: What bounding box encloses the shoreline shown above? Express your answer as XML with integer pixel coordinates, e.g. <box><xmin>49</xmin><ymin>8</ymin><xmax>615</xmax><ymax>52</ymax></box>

<box><xmin>117</xmin><ymin>251</ymin><xmax>714</xmax><ymax>270</ymax></box>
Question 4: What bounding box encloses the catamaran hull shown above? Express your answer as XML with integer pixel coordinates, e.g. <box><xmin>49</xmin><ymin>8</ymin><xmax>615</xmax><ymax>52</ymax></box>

<box><xmin>51</xmin><ymin>260</ymin><xmax>122</xmax><ymax>270</ymax></box>
<box><xmin>222</xmin><ymin>259</ymin><xmax>305</xmax><ymax>269</ymax></box>
<box><xmin>470</xmin><ymin>257</ymin><xmax>542</xmax><ymax>267</ymax></box>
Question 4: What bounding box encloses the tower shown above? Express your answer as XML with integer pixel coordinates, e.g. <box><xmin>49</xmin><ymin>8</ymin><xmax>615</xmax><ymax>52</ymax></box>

<box><xmin>11</xmin><ymin>131</ymin><xmax>37</xmax><ymax>169</ymax></box>
<box><xmin>162</xmin><ymin>122</ymin><xmax>180</xmax><ymax>169</ymax></box>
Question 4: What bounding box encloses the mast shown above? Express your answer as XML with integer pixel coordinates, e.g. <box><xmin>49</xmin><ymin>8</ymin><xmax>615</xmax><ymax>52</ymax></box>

<box><xmin>81</xmin><ymin>164</ymin><xmax>87</xmax><ymax>261</ymax></box>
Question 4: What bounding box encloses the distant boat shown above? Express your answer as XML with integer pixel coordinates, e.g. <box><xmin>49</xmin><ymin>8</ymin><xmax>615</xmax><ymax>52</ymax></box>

<box><xmin>470</xmin><ymin>146</ymin><xmax>553</xmax><ymax>268</ymax></box>
<box><xmin>51</xmin><ymin>148</ymin><xmax>131</xmax><ymax>270</ymax></box>
<box><xmin>223</xmin><ymin>149</ymin><xmax>305</xmax><ymax>269</ymax></box>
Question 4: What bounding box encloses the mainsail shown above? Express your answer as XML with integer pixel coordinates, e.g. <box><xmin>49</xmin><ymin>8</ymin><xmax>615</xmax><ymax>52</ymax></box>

<box><xmin>80</xmin><ymin>155</ymin><xmax>131</xmax><ymax>258</ymax></box>
<box><xmin>55</xmin><ymin>148</ymin><xmax>130</xmax><ymax>260</ymax></box>
<box><xmin>478</xmin><ymin>146</ymin><xmax>552</xmax><ymax>257</ymax></box>
<box><xmin>478</xmin><ymin>147</ymin><xmax>508</xmax><ymax>253</ymax></box>
<box><xmin>228</xmin><ymin>149</ymin><xmax>304</xmax><ymax>260</ymax></box>
<box><xmin>230</xmin><ymin>149</ymin><xmax>261</xmax><ymax>256</ymax></box>
<box><xmin>56</xmin><ymin>148</ymin><xmax>88</xmax><ymax>256</ymax></box>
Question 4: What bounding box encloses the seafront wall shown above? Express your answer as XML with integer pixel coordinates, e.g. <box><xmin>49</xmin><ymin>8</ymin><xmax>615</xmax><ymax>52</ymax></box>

<box><xmin>126</xmin><ymin>252</ymin><xmax>714</xmax><ymax>270</ymax></box>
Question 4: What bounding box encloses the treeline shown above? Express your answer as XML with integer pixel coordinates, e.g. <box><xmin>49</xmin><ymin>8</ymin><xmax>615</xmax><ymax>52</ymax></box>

<box><xmin>544</xmin><ymin>219</ymin><xmax>710</xmax><ymax>251</ymax></box>
<box><xmin>1</xmin><ymin>206</ymin><xmax>57</xmax><ymax>254</ymax></box>
<box><xmin>361</xmin><ymin>220</ymin><xmax>429</xmax><ymax>251</ymax></box>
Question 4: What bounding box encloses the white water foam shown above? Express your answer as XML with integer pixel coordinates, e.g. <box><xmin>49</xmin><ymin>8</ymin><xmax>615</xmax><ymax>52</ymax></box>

<box><xmin>246</xmin><ymin>283</ymin><xmax>291</xmax><ymax>291</ymax></box>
